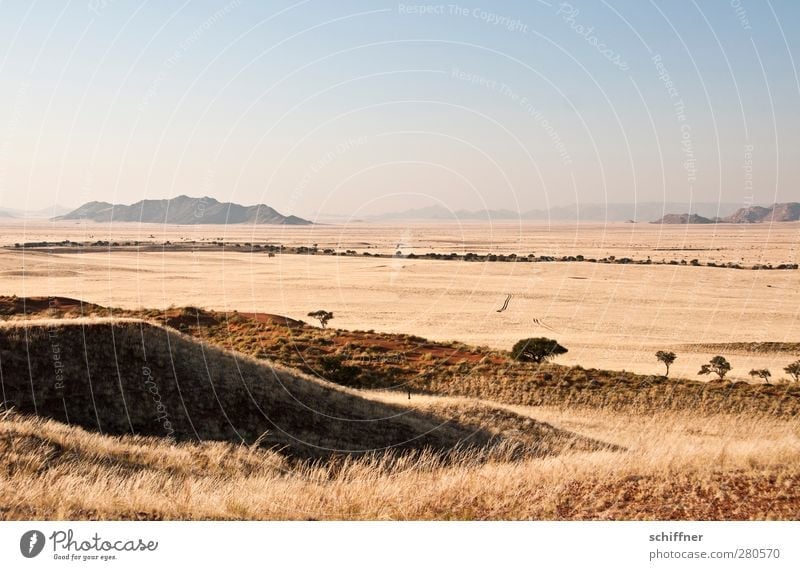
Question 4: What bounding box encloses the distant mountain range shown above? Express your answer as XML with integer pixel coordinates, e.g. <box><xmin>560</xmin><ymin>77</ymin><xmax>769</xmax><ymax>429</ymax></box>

<box><xmin>369</xmin><ymin>204</ymin><xmax>519</xmax><ymax>221</ymax></box>
<box><xmin>367</xmin><ymin>202</ymin><xmax>749</xmax><ymax>222</ymax></box>
<box><xmin>724</xmin><ymin>202</ymin><xmax>800</xmax><ymax>223</ymax></box>
<box><xmin>54</xmin><ymin>195</ymin><xmax>312</xmax><ymax>225</ymax></box>
<box><xmin>0</xmin><ymin>204</ymin><xmax>73</xmax><ymax>219</ymax></box>
<box><xmin>653</xmin><ymin>203</ymin><xmax>800</xmax><ymax>224</ymax></box>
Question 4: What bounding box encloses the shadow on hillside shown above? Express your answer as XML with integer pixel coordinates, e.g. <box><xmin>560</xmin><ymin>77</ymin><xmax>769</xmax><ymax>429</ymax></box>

<box><xmin>0</xmin><ymin>320</ymin><xmax>615</xmax><ymax>462</ymax></box>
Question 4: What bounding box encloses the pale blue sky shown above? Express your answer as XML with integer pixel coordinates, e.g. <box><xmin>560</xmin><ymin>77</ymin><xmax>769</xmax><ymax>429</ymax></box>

<box><xmin>0</xmin><ymin>0</ymin><xmax>797</xmax><ymax>218</ymax></box>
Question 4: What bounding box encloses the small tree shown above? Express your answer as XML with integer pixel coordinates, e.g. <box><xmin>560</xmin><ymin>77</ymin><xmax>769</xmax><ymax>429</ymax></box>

<box><xmin>749</xmin><ymin>368</ymin><xmax>771</xmax><ymax>384</ymax></box>
<box><xmin>784</xmin><ymin>360</ymin><xmax>800</xmax><ymax>383</ymax></box>
<box><xmin>511</xmin><ymin>337</ymin><xmax>568</xmax><ymax>364</ymax></box>
<box><xmin>655</xmin><ymin>350</ymin><xmax>677</xmax><ymax>377</ymax></box>
<box><xmin>307</xmin><ymin>310</ymin><xmax>333</xmax><ymax>329</ymax></box>
<box><xmin>698</xmin><ymin>355</ymin><xmax>731</xmax><ymax>381</ymax></box>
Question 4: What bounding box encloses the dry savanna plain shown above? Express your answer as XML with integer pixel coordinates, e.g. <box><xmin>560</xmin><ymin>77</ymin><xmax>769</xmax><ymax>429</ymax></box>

<box><xmin>1</xmin><ymin>220</ymin><xmax>799</xmax><ymax>520</ymax></box>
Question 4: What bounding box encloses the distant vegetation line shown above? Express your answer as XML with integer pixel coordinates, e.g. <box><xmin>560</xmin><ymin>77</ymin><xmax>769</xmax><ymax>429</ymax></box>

<box><xmin>7</xmin><ymin>240</ymin><xmax>798</xmax><ymax>271</ymax></box>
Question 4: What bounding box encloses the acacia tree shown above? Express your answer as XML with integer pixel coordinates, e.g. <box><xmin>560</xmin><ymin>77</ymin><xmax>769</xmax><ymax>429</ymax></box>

<box><xmin>698</xmin><ymin>355</ymin><xmax>731</xmax><ymax>381</ymax></box>
<box><xmin>785</xmin><ymin>360</ymin><xmax>800</xmax><ymax>383</ymax></box>
<box><xmin>511</xmin><ymin>337</ymin><xmax>568</xmax><ymax>364</ymax></box>
<box><xmin>655</xmin><ymin>350</ymin><xmax>677</xmax><ymax>377</ymax></box>
<box><xmin>307</xmin><ymin>310</ymin><xmax>334</xmax><ymax>329</ymax></box>
<box><xmin>749</xmin><ymin>368</ymin><xmax>771</xmax><ymax>384</ymax></box>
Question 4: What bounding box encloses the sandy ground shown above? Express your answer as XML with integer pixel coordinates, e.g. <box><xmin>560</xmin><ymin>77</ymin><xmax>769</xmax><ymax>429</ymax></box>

<box><xmin>1</xmin><ymin>220</ymin><xmax>798</xmax><ymax>380</ymax></box>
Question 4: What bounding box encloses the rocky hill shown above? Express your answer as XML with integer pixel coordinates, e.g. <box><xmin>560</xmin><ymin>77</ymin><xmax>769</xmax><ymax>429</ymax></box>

<box><xmin>724</xmin><ymin>202</ymin><xmax>800</xmax><ymax>223</ymax></box>
<box><xmin>653</xmin><ymin>203</ymin><xmax>800</xmax><ymax>224</ymax></box>
<box><xmin>651</xmin><ymin>213</ymin><xmax>715</xmax><ymax>224</ymax></box>
<box><xmin>54</xmin><ymin>195</ymin><xmax>312</xmax><ymax>225</ymax></box>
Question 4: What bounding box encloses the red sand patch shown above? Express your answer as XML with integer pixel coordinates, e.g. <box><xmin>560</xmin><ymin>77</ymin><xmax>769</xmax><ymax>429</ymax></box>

<box><xmin>0</xmin><ymin>296</ymin><xmax>103</xmax><ymax>316</ymax></box>
<box><xmin>238</xmin><ymin>312</ymin><xmax>305</xmax><ymax>328</ymax></box>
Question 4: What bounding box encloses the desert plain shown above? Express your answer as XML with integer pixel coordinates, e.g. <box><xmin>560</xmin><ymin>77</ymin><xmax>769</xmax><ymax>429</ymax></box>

<box><xmin>1</xmin><ymin>219</ymin><xmax>798</xmax><ymax>380</ymax></box>
<box><xmin>2</xmin><ymin>218</ymin><xmax>800</xmax><ymax>521</ymax></box>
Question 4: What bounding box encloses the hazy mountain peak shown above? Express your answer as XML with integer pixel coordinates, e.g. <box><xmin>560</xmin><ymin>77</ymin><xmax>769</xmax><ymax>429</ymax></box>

<box><xmin>55</xmin><ymin>196</ymin><xmax>311</xmax><ymax>225</ymax></box>
<box><xmin>653</xmin><ymin>202</ymin><xmax>800</xmax><ymax>224</ymax></box>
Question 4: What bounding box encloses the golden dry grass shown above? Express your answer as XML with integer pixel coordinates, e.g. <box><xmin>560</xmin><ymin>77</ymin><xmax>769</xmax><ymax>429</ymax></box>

<box><xmin>2</xmin><ymin>401</ymin><xmax>798</xmax><ymax>520</ymax></box>
<box><xmin>0</xmin><ymin>314</ymin><xmax>797</xmax><ymax>520</ymax></box>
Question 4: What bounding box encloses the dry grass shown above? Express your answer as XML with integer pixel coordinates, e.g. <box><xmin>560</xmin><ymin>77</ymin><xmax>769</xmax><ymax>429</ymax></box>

<box><xmin>2</xmin><ymin>403</ymin><xmax>798</xmax><ymax>520</ymax></box>
<box><xmin>1</xmin><ymin>298</ymin><xmax>798</xmax><ymax>519</ymax></box>
<box><xmin>5</xmin><ymin>319</ymin><xmax>576</xmax><ymax>461</ymax></box>
<box><xmin>161</xmin><ymin>306</ymin><xmax>800</xmax><ymax>417</ymax></box>
<box><xmin>5</xmin><ymin>300</ymin><xmax>798</xmax><ymax>418</ymax></box>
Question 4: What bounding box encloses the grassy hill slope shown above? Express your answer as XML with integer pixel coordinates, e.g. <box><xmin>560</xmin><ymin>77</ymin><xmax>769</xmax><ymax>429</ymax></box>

<box><xmin>2</xmin><ymin>297</ymin><xmax>798</xmax><ymax>418</ymax></box>
<box><xmin>0</xmin><ymin>319</ymin><xmax>602</xmax><ymax>460</ymax></box>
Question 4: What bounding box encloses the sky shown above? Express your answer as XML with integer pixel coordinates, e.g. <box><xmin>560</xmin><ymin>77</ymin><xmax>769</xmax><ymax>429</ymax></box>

<box><xmin>0</xmin><ymin>0</ymin><xmax>798</xmax><ymax>219</ymax></box>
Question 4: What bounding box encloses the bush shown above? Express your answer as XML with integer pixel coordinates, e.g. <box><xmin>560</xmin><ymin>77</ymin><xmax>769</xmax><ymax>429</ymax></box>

<box><xmin>511</xmin><ymin>338</ymin><xmax>568</xmax><ymax>364</ymax></box>
<box><xmin>318</xmin><ymin>355</ymin><xmax>362</xmax><ymax>387</ymax></box>
<box><xmin>698</xmin><ymin>356</ymin><xmax>731</xmax><ymax>381</ymax></box>
<box><xmin>307</xmin><ymin>310</ymin><xmax>333</xmax><ymax>329</ymax></box>
<box><xmin>655</xmin><ymin>350</ymin><xmax>677</xmax><ymax>377</ymax></box>
<box><xmin>785</xmin><ymin>361</ymin><xmax>800</xmax><ymax>383</ymax></box>
<box><xmin>749</xmin><ymin>369</ymin><xmax>771</xmax><ymax>384</ymax></box>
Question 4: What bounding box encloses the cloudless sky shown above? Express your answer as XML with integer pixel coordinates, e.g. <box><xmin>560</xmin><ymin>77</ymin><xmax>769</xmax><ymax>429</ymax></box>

<box><xmin>0</xmin><ymin>0</ymin><xmax>798</xmax><ymax>218</ymax></box>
